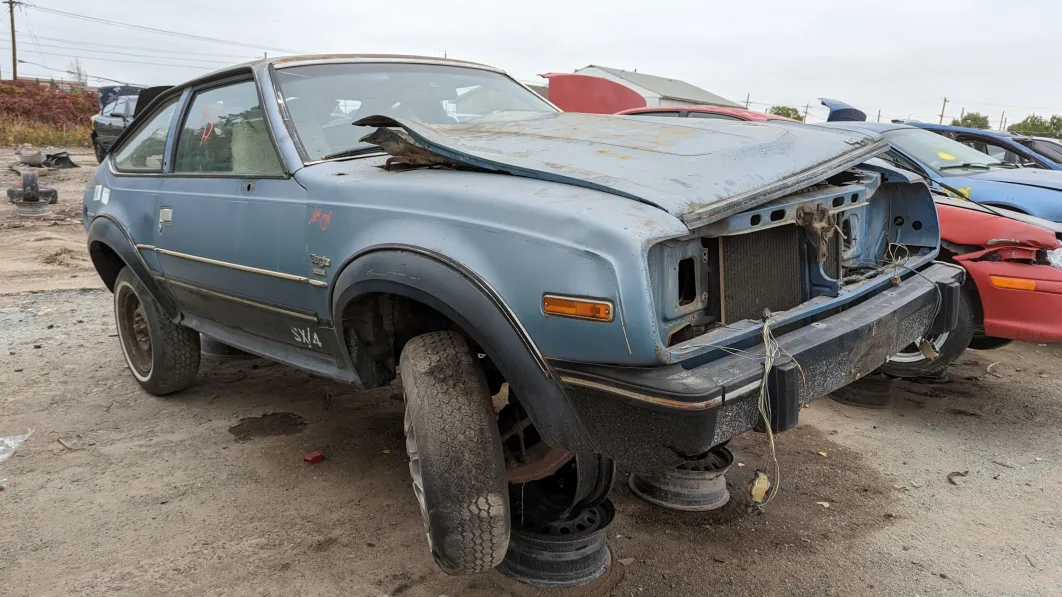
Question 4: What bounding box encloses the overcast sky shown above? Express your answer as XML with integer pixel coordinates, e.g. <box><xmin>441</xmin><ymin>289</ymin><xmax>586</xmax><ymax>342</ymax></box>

<box><xmin>4</xmin><ymin>0</ymin><xmax>1061</xmax><ymax>126</ymax></box>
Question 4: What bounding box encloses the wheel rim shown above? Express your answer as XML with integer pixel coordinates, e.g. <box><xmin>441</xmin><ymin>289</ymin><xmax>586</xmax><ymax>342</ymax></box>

<box><xmin>116</xmin><ymin>283</ymin><xmax>153</xmax><ymax>377</ymax></box>
<box><xmin>891</xmin><ymin>331</ymin><xmax>950</xmax><ymax>363</ymax></box>
<box><xmin>404</xmin><ymin>400</ymin><xmax>432</xmax><ymax>552</ymax></box>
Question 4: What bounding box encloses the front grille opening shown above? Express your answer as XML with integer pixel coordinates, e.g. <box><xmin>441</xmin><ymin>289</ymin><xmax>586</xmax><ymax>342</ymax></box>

<box><xmin>770</xmin><ymin>209</ymin><xmax>786</xmax><ymax>222</ymax></box>
<box><xmin>678</xmin><ymin>258</ymin><xmax>696</xmax><ymax>306</ymax></box>
<box><xmin>832</xmin><ymin>196</ymin><xmax>844</xmax><ymax>207</ymax></box>
<box><xmin>750</xmin><ymin>214</ymin><xmax>762</xmax><ymax>226</ymax></box>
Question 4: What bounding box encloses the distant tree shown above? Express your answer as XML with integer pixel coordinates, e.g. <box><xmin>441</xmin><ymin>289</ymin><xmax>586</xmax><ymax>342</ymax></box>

<box><xmin>1008</xmin><ymin>114</ymin><xmax>1053</xmax><ymax>137</ymax></box>
<box><xmin>768</xmin><ymin>106</ymin><xmax>804</xmax><ymax>121</ymax></box>
<box><xmin>67</xmin><ymin>59</ymin><xmax>87</xmax><ymax>85</ymax></box>
<box><xmin>1050</xmin><ymin>115</ymin><xmax>1062</xmax><ymax>137</ymax></box>
<box><xmin>949</xmin><ymin>111</ymin><xmax>990</xmax><ymax>129</ymax></box>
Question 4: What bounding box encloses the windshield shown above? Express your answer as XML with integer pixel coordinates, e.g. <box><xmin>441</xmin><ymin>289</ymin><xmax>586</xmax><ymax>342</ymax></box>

<box><xmin>273</xmin><ymin>62</ymin><xmax>556</xmax><ymax>161</ymax></box>
<box><xmin>883</xmin><ymin>128</ymin><xmax>1010</xmax><ymax>176</ymax></box>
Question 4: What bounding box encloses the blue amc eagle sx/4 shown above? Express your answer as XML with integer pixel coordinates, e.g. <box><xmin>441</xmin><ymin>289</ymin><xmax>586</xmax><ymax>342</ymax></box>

<box><xmin>84</xmin><ymin>55</ymin><xmax>962</xmax><ymax>575</ymax></box>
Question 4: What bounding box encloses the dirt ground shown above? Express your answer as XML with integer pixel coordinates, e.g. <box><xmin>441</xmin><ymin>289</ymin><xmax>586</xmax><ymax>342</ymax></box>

<box><xmin>2</xmin><ymin>151</ymin><xmax>1061</xmax><ymax>596</ymax></box>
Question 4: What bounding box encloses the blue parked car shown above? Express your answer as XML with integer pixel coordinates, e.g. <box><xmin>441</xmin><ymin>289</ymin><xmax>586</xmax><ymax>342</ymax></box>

<box><xmin>910</xmin><ymin>123</ymin><xmax>1062</xmax><ymax>170</ymax></box>
<box><xmin>83</xmin><ymin>56</ymin><xmax>961</xmax><ymax>577</ymax></box>
<box><xmin>821</xmin><ymin>99</ymin><xmax>1062</xmax><ymax>222</ymax></box>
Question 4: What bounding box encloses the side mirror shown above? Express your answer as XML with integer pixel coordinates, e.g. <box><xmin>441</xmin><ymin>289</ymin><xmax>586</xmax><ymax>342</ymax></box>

<box><xmin>108</xmin><ymin>111</ymin><xmax>126</xmax><ymax>119</ymax></box>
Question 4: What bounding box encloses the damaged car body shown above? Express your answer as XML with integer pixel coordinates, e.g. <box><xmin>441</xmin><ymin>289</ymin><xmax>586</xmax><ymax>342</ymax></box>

<box><xmin>83</xmin><ymin>55</ymin><xmax>962</xmax><ymax>576</ymax></box>
<box><xmin>881</xmin><ymin>198</ymin><xmax>1062</xmax><ymax>377</ymax></box>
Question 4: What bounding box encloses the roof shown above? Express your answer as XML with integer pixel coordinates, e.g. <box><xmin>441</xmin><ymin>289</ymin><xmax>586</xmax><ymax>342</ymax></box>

<box><xmin>618</xmin><ymin>105</ymin><xmax>795</xmax><ymax>122</ymax></box>
<box><xmin>912</xmin><ymin>122</ymin><xmax>1027</xmax><ymax>140</ymax></box>
<box><xmin>582</xmin><ymin>65</ymin><xmax>742</xmax><ymax>108</ymax></box>
<box><xmin>819</xmin><ymin>121</ymin><xmax>913</xmax><ymax>134</ymax></box>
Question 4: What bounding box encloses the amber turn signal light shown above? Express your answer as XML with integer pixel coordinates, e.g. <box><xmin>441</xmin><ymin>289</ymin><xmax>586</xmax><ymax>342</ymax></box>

<box><xmin>990</xmin><ymin>276</ymin><xmax>1037</xmax><ymax>291</ymax></box>
<box><xmin>542</xmin><ymin>295</ymin><xmax>614</xmax><ymax>322</ymax></box>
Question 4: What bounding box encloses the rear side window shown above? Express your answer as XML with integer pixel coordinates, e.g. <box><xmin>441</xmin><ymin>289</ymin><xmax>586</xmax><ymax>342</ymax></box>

<box><xmin>113</xmin><ymin>98</ymin><xmax>178</xmax><ymax>173</ymax></box>
<box><xmin>173</xmin><ymin>80</ymin><xmax>283</xmax><ymax>175</ymax></box>
<box><xmin>687</xmin><ymin>112</ymin><xmax>742</xmax><ymax>121</ymax></box>
<box><xmin>630</xmin><ymin>111</ymin><xmax>682</xmax><ymax>117</ymax></box>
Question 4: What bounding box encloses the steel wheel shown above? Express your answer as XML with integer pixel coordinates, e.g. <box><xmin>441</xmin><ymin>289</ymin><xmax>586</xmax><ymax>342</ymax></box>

<box><xmin>404</xmin><ymin>398</ymin><xmax>432</xmax><ymax>551</ymax></box>
<box><xmin>889</xmin><ymin>331</ymin><xmax>951</xmax><ymax>364</ymax></box>
<box><xmin>116</xmin><ymin>281</ymin><xmax>153</xmax><ymax>381</ymax></box>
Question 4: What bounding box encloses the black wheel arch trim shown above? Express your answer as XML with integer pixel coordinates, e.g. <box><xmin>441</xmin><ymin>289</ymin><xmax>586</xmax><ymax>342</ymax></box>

<box><xmin>329</xmin><ymin>244</ymin><xmax>595</xmax><ymax>452</ymax></box>
<box><xmin>87</xmin><ymin>214</ymin><xmax>182</xmax><ymax>321</ymax></box>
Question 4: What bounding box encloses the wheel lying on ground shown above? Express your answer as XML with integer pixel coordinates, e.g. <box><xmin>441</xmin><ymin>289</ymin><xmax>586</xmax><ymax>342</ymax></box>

<box><xmin>880</xmin><ymin>286</ymin><xmax>977</xmax><ymax>378</ymax></box>
<box><xmin>400</xmin><ymin>330</ymin><xmax>510</xmax><ymax>575</ymax></box>
<box><xmin>113</xmin><ymin>267</ymin><xmax>200</xmax><ymax>395</ymax></box>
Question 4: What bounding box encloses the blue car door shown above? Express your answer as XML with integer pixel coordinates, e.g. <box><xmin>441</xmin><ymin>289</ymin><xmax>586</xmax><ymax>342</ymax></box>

<box><xmin>150</xmin><ymin>77</ymin><xmax>337</xmax><ymax>356</ymax></box>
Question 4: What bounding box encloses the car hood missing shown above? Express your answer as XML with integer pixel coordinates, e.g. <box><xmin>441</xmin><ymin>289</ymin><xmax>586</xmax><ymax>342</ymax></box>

<box><xmin>356</xmin><ymin>111</ymin><xmax>888</xmax><ymax>228</ymax></box>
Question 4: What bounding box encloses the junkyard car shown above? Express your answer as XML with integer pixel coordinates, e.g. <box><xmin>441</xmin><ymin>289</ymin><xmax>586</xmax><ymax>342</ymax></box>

<box><xmin>84</xmin><ymin>55</ymin><xmax>962</xmax><ymax>575</ymax></box>
<box><xmin>820</xmin><ymin>99</ymin><xmax>1062</xmax><ymax>222</ymax></box>
<box><xmin>882</xmin><ymin>199</ymin><xmax>1062</xmax><ymax>377</ymax></box>
<box><xmin>91</xmin><ymin>85</ymin><xmax>145</xmax><ymax>163</ymax></box>
<box><xmin>912</xmin><ymin>123</ymin><xmax>1062</xmax><ymax>171</ymax></box>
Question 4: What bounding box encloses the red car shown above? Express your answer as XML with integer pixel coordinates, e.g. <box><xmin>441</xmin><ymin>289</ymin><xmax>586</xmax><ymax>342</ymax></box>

<box><xmin>882</xmin><ymin>199</ymin><xmax>1062</xmax><ymax>377</ymax></box>
<box><xmin>617</xmin><ymin>105</ymin><xmax>798</xmax><ymax>122</ymax></box>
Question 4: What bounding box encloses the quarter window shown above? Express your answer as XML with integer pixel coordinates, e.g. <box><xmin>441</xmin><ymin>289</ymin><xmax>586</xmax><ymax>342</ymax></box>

<box><xmin>173</xmin><ymin>80</ymin><xmax>283</xmax><ymax>175</ymax></box>
<box><xmin>687</xmin><ymin>112</ymin><xmax>742</xmax><ymax>121</ymax></box>
<box><xmin>113</xmin><ymin>98</ymin><xmax>178</xmax><ymax>173</ymax></box>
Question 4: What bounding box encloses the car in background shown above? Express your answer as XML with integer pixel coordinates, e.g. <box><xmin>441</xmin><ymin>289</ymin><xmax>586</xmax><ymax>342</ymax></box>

<box><xmin>616</xmin><ymin>105</ymin><xmax>798</xmax><ymax>121</ymax></box>
<box><xmin>1014</xmin><ymin>135</ymin><xmax>1062</xmax><ymax>166</ymax></box>
<box><xmin>92</xmin><ymin>94</ymin><xmax>139</xmax><ymax>163</ymax></box>
<box><xmin>819</xmin><ymin>99</ymin><xmax>1062</xmax><ymax>222</ymax></box>
<box><xmin>911</xmin><ymin>123</ymin><xmax>1062</xmax><ymax>170</ymax></box>
<box><xmin>881</xmin><ymin>198</ymin><xmax>1062</xmax><ymax>378</ymax></box>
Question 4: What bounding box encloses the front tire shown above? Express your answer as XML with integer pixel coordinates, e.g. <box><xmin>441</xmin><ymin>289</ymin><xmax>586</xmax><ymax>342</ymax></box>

<box><xmin>113</xmin><ymin>267</ymin><xmax>200</xmax><ymax>395</ymax></box>
<box><xmin>93</xmin><ymin>137</ymin><xmax>106</xmax><ymax>163</ymax></box>
<box><xmin>400</xmin><ymin>330</ymin><xmax>509</xmax><ymax>575</ymax></box>
<box><xmin>881</xmin><ymin>286</ymin><xmax>977</xmax><ymax>378</ymax></box>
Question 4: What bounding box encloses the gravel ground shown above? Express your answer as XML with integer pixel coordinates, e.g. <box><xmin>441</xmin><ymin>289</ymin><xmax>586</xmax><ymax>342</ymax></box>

<box><xmin>1</xmin><ymin>152</ymin><xmax>1061</xmax><ymax>596</ymax></box>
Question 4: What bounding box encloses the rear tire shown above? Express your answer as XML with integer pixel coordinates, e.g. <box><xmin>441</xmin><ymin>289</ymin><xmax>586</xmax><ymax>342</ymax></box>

<box><xmin>881</xmin><ymin>286</ymin><xmax>977</xmax><ymax>378</ymax></box>
<box><xmin>400</xmin><ymin>330</ymin><xmax>509</xmax><ymax>575</ymax></box>
<box><xmin>113</xmin><ymin>267</ymin><xmax>200</xmax><ymax>395</ymax></box>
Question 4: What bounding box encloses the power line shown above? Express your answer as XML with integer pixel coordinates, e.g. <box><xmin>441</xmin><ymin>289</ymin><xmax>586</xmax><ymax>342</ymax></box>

<box><xmin>17</xmin><ymin>58</ymin><xmax>140</xmax><ymax>84</ymax></box>
<box><xmin>7</xmin><ymin>31</ymin><xmax>259</xmax><ymax>60</ymax></box>
<box><xmin>4</xmin><ymin>46</ymin><xmax>220</xmax><ymax>69</ymax></box>
<box><xmin>23</xmin><ymin>4</ymin><xmax>308</xmax><ymax>54</ymax></box>
<box><xmin>0</xmin><ymin>37</ymin><xmax>247</xmax><ymax>65</ymax></box>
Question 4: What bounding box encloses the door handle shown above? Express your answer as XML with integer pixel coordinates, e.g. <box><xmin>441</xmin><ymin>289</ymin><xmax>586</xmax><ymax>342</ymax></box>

<box><xmin>158</xmin><ymin>207</ymin><xmax>173</xmax><ymax>233</ymax></box>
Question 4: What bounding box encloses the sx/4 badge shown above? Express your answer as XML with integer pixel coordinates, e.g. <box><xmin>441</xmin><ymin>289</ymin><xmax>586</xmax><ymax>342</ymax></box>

<box><xmin>310</xmin><ymin>254</ymin><xmax>331</xmax><ymax>277</ymax></box>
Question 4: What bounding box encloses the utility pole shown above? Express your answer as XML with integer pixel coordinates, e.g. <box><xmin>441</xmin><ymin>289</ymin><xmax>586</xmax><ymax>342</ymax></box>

<box><xmin>959</xmin><ymin>107</ymin><xmax>964</xmax><ymax>124</ymax></box>
<box><xmin>876</xmin><ymin>109</ymin><xmax>881</xmax><ymax>122</ymax></box>
<box><xmin>802</xmin><ymin>103</ymin><xmax>810</xmax><ymax>122</ymax></box>
<box><xmin>6</xmin><ymin>0</ymin><xmax>16</xmax><ymax>79</ymax></box>
<box><xmin>998</xmin><ymin>111</ymin><xmax>1006</xmax><ymax>130</ymax></box>
<box><xmin>744</xmin><ymin>93</ymin><xmax>750</xmax><ymax>109</ymax></box>
<box><xmin>938</xmin><ymin>97</ymin><xmax>948</xmax><ymax>124</ymax></box>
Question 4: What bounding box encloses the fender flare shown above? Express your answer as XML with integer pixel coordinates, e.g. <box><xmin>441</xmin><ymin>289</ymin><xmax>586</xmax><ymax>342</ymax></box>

<box><xmin>330</xmin><ymin>245</ymin><xmax>595</xmax><ymax>452</ymax></box>
<box><xmin>87</xmin><ymin>215</ymin><xmax>181</xmax><ymax>321</ymax></box>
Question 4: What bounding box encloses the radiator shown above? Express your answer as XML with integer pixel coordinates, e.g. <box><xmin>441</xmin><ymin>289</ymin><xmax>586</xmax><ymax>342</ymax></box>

<box><xmin>719</xmin><ymin>226</ymin><xmax>805</xmax><ymax>323</ymax></box>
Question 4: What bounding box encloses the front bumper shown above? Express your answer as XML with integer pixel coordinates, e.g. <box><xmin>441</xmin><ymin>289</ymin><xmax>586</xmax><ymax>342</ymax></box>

<box><xmin>553</xmin><ymin>262</ymin><xmax>965</xmax><ymax>473</ymax></box>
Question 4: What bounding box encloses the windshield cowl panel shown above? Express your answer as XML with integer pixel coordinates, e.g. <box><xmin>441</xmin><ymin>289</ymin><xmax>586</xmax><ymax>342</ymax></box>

<box><xmin>273</xmin><ymin>62</ymin><xmax>556</xmax><ymax>163</ymax></box>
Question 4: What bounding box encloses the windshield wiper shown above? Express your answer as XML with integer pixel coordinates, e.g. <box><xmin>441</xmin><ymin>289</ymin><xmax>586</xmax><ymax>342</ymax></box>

<box><xmin>320</xmin><ymin>146</ymin><xmax>385</xmax><ymax>161</ymax></box>
<box><xmin>938</xmin><ymin>162</ymin><xmax>993</xmax><ymax>171</ymax></box>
